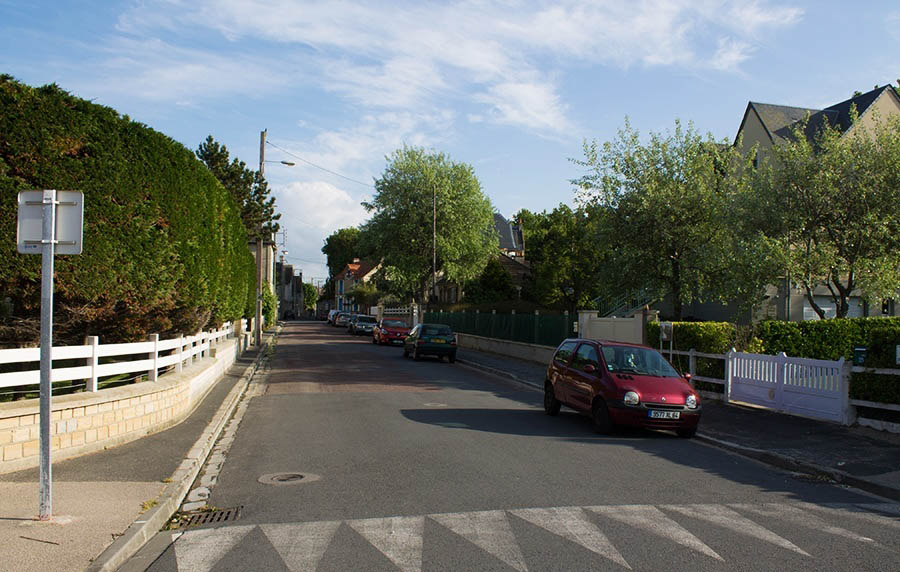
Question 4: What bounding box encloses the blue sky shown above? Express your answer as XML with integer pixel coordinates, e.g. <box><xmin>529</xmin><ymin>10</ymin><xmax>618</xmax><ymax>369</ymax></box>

<box><xmin>2</xmin><ymin>1</ymin><xmax>899</xmax><ymax>284</ymax></box>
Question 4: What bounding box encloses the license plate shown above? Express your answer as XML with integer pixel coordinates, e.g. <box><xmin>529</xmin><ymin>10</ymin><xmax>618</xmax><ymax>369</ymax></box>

<box><xmin>432</xmin><ymin>339</ymin><xmax>445</xmax><ymax>343</ymax></box>
<box><xmin>392</xmin><ymin>340</ymin><xmax>403</xmax><ymax>345</ymax></box>
<box><xmin>648</xmin><ymin>410</ymin><xmax>680</xmax><ymax>419</ymax></box>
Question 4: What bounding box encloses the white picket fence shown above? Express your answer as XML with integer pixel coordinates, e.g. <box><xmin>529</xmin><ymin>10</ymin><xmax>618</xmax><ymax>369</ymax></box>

<box><xmin>663</xmin><ymin>348</ymin><xmax>852</xmax><ymax>425</ymax></box>
<box><xmin>0</xmin><ymin>320</ymin><xmax>244</xmax><ymax>394</ymax></box>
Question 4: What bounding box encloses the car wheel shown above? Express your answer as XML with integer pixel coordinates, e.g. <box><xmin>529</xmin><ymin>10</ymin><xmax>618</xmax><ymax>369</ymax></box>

<box><xmin>448</xmin><ymin>353</ymin><xmax>456</xmax><ymax>364</ymax></box>
<box><xmin>592</xmin><ymin>400</ymin><xmax>612</xmax><ymax>434</ymax></box>
<box><xmin>543</xmin><ymin>382</ymin><xmax>561</xmax><ymax>416</ymax></box>
<box><xmin>676</xmin><ymin>426</ymin><xmax>697</xmax><ymax>439</ymax></box>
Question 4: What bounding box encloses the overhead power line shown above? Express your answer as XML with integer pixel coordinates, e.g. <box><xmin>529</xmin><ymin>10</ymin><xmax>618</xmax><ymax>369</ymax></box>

<box><xmin>266</xmin><ymin>141</ymin><xmax>374</xmax><ymax>188</ymax></box>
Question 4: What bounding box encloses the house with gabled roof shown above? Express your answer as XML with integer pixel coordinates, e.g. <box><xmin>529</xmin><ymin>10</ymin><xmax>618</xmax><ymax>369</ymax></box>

<box><xmin>334</xmin><ymin>258</ymin><xmax>380</xmax><ymax>314</ymax></box>
<box><xmin>732</xmin><ymin>84</ymin><xmax>900</xmax><ymax>321</ymax></box>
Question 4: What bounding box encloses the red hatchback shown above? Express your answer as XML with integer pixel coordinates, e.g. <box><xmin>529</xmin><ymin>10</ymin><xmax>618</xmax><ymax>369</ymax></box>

<box><xmin>373</xmin><ymin>318</ymin><xmax>410</xmax><ymax>345</ymax></box>
<box><xmin>545</xmin><ymin>338</ymin><xmax>700</xmax><ymax>437</ymax></box>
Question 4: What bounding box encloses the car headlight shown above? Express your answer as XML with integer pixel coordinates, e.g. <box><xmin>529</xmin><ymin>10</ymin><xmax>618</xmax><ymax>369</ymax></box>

<box><xmin>686</xmin><ymin>394</ymin><xmax>698</xmax><ymax>409</ymax></box>
<box><xmin>623</xmin><ymin>391</ymin><xmax>640</xmax><ymax>406</ymax></box>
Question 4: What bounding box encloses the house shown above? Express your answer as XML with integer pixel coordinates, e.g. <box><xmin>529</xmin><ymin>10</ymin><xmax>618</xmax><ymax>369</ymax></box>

<box><xmin>494</xmin><ymin>212</ymin><xmax>525</xmax><ymax>260</ymax></box>
<box><xmin>334</xmin><ymin>258</ymin><xmax>380</xmax><ymax>314</ymax></box>
<box><xmin>734</xmin><ymin>84</ymin><xmax>900</xmax><ymax>321</ymax></box>
<box><xmin>275</xmin><ymin>261</ymin><xmax>303</xmax><ymax>319</ymax></box>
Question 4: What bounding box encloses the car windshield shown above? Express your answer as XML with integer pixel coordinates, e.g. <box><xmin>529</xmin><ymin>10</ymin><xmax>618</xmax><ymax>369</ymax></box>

<box><xmin>358</xmin><ymin>316</ymin><xmax>376</xmax><ymax>324</ymax></box>
<box><xmin>422</xmin><ymin>326</ymin><xmax>452</xmax><ymax>336</ymax></box>
<box><xmin>601</xmin><ymin>345</ymin><xmax>680</xmax><ymax>377</ymax></box>
<box><xmin>383</xmin><ymin>320</ymin><xmax>407</xmax><ymax>328</ymax></box>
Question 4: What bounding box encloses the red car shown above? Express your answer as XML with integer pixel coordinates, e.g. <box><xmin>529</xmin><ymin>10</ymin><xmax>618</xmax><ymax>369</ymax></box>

<box><xmin>373</xmin><ymin>318</ymin><xmax>410</xmax><ymax>345</ymax></box>
<box><xmin>545</xmin><ymin>338</ymin><xmax>700</xmax><ymax>438</ymax></box>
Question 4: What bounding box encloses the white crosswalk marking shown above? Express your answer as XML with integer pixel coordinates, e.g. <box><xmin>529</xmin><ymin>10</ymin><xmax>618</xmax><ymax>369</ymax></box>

<box><xmin>175</xmin><ymin>524</ymin><xmax>255</xmax><ymax>572</ymax></box>
<box><xmin>346</xmin><ymin>516</ymin><xmax>425</xmax><ymax>572</ymax></box>
<box><xmin>730</xmin><ymin>503</ymin><xmax>876</xmax><ymax>544</ymax></box>
<box><xmin>589</xmin><ymin>504</ymin><xmax>723</xmax><ymax>561</ymax></box>
<box><xmin>171</xmin><ymin>502</ymin><xmax>900</xmax><ymax>570</ymax></box>
<box><xmin>511</xmin><ymin>506</ymin><xmax>631</xmax><ymax>569</ymax></box>
<box><xmin>661</xmin><ymin>504</ymin><xmax>811</xmax><ymax>557</ymax></box>
<box><xmin>430</xmin><ymin>510</ymin><xmax>529</xmax><ymax>572</ymax></box>
<box><xmin>260</xmin><ymin>521</ymin><xmax>341</xmax><ymax>572</ymax></box>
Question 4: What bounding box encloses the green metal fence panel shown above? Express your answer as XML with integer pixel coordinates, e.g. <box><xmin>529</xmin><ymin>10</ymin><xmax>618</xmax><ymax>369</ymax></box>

<box><xmin>425</xmin><ymin>310</ymin><xmax>576</xmax><ymax>348</ymax></box>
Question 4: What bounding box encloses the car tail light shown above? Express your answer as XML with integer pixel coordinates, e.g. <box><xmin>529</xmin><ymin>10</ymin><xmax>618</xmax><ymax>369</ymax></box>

<box><xmin>417</xmin><ymin>340</ymin><xmax>426</xmax><ymax>345</ymax></box>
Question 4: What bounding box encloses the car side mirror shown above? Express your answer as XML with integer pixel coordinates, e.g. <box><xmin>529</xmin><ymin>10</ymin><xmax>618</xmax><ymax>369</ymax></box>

<box><xmin>684</xmin><ymin>373</ymin><xmax>692</xmax><ymax>383</ymax></box>
<box><xmin>583</xmin><ymin>364</ymin><xmax>597</xmax><ymax>374</ymax></box>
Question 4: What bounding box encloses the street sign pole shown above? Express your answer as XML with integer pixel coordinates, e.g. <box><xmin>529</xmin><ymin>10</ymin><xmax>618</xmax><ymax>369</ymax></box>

<box><xmin>38</xmin><ymin>189</ymin><xmax>56</xmax><ymax>520</ymax></box>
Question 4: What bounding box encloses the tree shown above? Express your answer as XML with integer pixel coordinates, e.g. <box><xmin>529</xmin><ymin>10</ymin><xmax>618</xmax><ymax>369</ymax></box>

<box><xmin>196</xmin><ymin>136</ymin><xmax>280</xmax><ymax>240</ymax></box>
<box><xmin>302</xmin><ymin>283</ymin><xmax>317</xmax><ymax>312</ymax></box>
<box><xmin>346</xmin><ymin>281</ymin><xmax>381</xmax><ymax>308</ymax></box>
<box><xmin>464</xmin><ymin>257</ymin><xmax>517</xmax><ymax>304</ymax></box>
<box><xmin>362</xmin><ymin>146</ymin><xmax>497</xmax><ymax>303</ymax></box>
<box><xmin>321</xmin><ymin>227</ymin><xmax>361</xmax><ymax>278</ymax></box>
<box><xmin>516</xmin><ymin>205</ymin><xmax>609</xmax><ymax>313</ymax></box>
<box><xmin>571</xmin><ymin>119</ymin><xmax>758</xmax><ymax>319</ymax></box>
<box><xmin>749</xmin><ymin>113</ymin><xmax>900</xmax><ymax>318</ymax></box>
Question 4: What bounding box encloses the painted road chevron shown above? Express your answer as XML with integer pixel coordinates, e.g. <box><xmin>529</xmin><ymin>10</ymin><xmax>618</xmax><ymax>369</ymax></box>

<box><xmin>169</xmin><ymin>502</ymin><xmax>900</xmax><ymax>572</ymax></box>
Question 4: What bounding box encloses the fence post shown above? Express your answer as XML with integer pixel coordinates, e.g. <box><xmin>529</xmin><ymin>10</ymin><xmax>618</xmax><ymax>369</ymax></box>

<box><xmin>839</xmin><ymin>358</ymin><xmax>854</xmax><ymax>425</ymax></box>
<box><xmin>688</xmin><ymin>348</ymin><xmax>696</xmax><ymax>382</ymax></box>
<box><xmin>490</xmin><ymin>309</ymin><xmax>497</xmax><ymax>338</ymax></box>
<box><xmin>776</xmin><ymin>352</ymin><xmax>787</xmax><ymax>412</ymax></box>
<box><xmin>563</xmin><ymin>311</ymin><xmax>569</xmax><ymax>340</ymax></box>
<box><xmin>87</xmin><ymin>336</ymin><xmax>99</xmax><ymax>392</ymax></box>
<box><xmin>176</xmin><ymin>334</ymin><xmax>184</xmax><ymax>373</ymax></box>
<box><xmin>725</xmin><ymin>349</ymin><xmax>734</xmax><ymax>402</ymax></box>
<box><xmin>533</xmin><ymin>310</ymin><xmax>540</xmax><ymax>345</ymax></box>
<box><xmin>510</xmin><ymin>309</ymin><xmax>516</xmax><ymax>340</ymax></box>
<box><xmin>149</xmin><ymin>334</ymin><xmax>159</xmax><ymax>382</ymax></box>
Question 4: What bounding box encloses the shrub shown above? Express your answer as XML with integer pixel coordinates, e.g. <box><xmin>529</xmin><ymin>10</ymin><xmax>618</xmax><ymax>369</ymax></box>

<box><xmin>865</xmin><ymin>327</ymin><xmax>900</xmax><ymax>368</ymax></box>
<box><xmin>850</xmin><ymin>371</ymin><xmax>900</xmax><ymax>405</ymax></box>
<box><xmin>0</xmin><ymin>77</ymin><xmax>255</xmax><ymax>345</ymax></box>
<box><xmin>756</xmin><ymin>317</ymin><xmax>900</xmax><ymax>360</ymax></box>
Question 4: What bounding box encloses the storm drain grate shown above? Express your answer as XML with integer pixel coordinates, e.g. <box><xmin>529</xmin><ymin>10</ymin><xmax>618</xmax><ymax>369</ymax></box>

<box><xmin>174</xmin><ymin>506</ymin><xmax>243</xmax><ymax>529</ymax></box>
<box><xmin>790</xmin><ymin>472</ymin><xmax>836</xmax><ymax>484</ymax></box>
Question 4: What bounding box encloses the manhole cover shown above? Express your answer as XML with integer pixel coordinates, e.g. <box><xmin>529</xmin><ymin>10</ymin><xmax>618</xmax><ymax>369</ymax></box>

<box><xmin>258</xmin><ymin>472</ymin><xmax>321</xmax><ymax>485</ymax></box>
<box><xmin>172</xmin><ymin>506</ymin><xmax>242</xmax><ymax>529</ymax></box>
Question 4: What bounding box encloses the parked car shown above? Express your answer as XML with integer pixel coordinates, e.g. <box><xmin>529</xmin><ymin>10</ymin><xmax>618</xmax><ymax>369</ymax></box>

<box><xmin>373</xmin><ymin>318</ymin><xmax>410</xmax><ymax>345</ymax></box>
<box><xmin>334</xmin><ymin>312</ymin><xmax>351</xmax><ymax>327</ymax></box>
<box><xmin>350</xmin><ymin>315</ymin><xmax>377</xmax><ymax>335</ymax></box>
<box><xmin>403</xmin><ymin>323</ymin><xmax>457</xmax><ymax>362</ymax></box>
<box><xmin>327</xmin><ymin>309</ymin><xmax>340</xmax><ymax>324</ymax></box>
<box><xmin>544</xmin><ymin>338</ymin><xmax>700</xmax><ymax>438</ymax></box>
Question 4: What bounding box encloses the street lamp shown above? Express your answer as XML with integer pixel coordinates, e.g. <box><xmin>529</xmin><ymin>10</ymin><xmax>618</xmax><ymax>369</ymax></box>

<box><xmin>256</xmin><ymin>129</ymin><xmax>293</xmax><ymax>345</ymax></box>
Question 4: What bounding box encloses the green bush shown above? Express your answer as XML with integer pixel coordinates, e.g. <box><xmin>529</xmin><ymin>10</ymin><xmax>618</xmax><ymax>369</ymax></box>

<box><xmin>0</xmin><ymin>77</ymin><xmax>255</xmax><ymax>345</ymax></box>
<box><xmin>865</xmin><ymin>327</ymin><xmax>900</xmax><ymax>368</ymax></box>
<box><xmin>756</xmin><ymin>317</ymin><xmax>900</xmax><ymax>360</ymax></box>
<box><xmin>850</xmin><ymin>371</ymin><xmax>900</xmax><ymax>405</ymax></box>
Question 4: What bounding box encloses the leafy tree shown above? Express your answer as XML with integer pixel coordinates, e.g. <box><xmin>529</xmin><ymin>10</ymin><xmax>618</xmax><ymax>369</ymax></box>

<box><xmin>516</xmin><ymin>205</ymin><xmax>608</xmax><ymax>313</ymax></box>
<box><xmin>571</xmin><ymin>119</ymin><xmax>757</xmax><ymax>319</ymax></box>
<box><xmin>362</xmin><ymin>146</ymin><xmax>497</xmax><ymax>303</ymax></box>
<box><xmin>262</xmin><ymin>280</ymin><xmax>277</xmax><ymax>327</ymax></box>
<box><xmin>464</xmin><ymin>257</ymin><xmax>517</xmax><ymax>304</ymax></box>
<box><xmin>749</xmin><ymin>113</ymin><xmax>900</xmax><ymax>318</ymax></box>
<box><xmin>302</xmin><ymin>282</ymin><xmax>317</xmax><ymax>311</ymax></box>
<box><xmin>321</xmin><ymin>227</ymin><xmax>361</xmax><ymax>277</ymax></box>
<box><xmin>347</xmin><ymin>281</ymin><xmax>381</xmax><ymax>308</ymax></box>
<box><xmin>196</xmin><ymin>136</ymin><xmax>280</xmax><ymax>240</ymax></box>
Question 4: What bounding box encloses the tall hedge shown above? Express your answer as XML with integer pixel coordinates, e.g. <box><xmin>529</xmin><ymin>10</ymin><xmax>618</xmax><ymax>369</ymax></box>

<box><xmin>0</xmin><ymin>77</ymin><xmax>255</xmax><ymax>345</ymax></box>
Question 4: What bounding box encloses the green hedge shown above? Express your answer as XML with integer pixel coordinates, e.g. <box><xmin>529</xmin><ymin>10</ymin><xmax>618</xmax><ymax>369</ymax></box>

<box><xmin>850</xmin><ymin>371</ymin><xmax>900</xmax><ymax>405</ymax></box>
<box><xmin>755</xmin><ymin>317</ymin><xmax>900</xmax><ymax>361</ymax></box>
<box><xmin>865</xmin><ymin>327</ymin><xmax>900</xmax><ymax>368</ymax></box>
<box><xmin>0</xmin><ymin>77</ymin><xmax>255</xmax><ymax>345</ymax></box>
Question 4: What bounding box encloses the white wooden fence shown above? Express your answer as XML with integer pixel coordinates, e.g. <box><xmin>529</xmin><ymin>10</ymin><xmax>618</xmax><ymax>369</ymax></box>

<box><xmin>0</xmin><ymin>320</ymin><xmax>244</xmax><ymax>395</ymax></box>
<box><xmin>664</xmin><ymin>348</ymin><xmax>855</xmax><ymax>425</ymax></box>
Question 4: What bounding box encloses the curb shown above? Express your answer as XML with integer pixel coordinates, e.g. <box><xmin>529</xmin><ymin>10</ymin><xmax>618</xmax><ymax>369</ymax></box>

<box><xmin>695</xmin><ymin>433</ymin><xmax>900</xmax><ymax>503</ymax></box>
<box><xmin>85</xmin><ymin>331</ymin><xmax>276</xmax><ymax>572</ymax></box>
<box><xmin>459</xmin><ymin>356</ymin><xmax>900</xmax><ymax>503</ymax></box>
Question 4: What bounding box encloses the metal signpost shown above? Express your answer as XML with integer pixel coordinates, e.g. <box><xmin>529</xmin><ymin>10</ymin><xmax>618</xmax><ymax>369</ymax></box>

<box><xmin>17</xmin><ymin>190</ymin><xmax>83</xmax><ymax>520</ymax></box>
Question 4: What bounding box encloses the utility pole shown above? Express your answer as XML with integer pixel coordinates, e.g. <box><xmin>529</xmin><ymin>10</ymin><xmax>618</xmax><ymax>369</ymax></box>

<box><xmin>256</xmin><ymin>129</ymin><xmax>266</xmax><ymax>346</ymax></box>
<box><xmin>432</xmin><ymin>181</ymin><xmax>436</xmax><ymax>305</ymax></box>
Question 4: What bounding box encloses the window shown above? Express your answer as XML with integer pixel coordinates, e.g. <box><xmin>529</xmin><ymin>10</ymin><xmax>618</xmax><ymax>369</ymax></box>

<box><xmin>573</xmin><ymin>344</ymin><xmax>599</xmax><ymax>369</ymax></box>
<box><xmin>423</xmin><ymin>325</ymin><xmax>452</xmax><ymax>336</ymax></box>
<box><xmin>554</xmin><ymin>341</ymin><xmax>578</xmax><ymax>364</ymax></box>
<box><xmin>338</xmin><ymin>280</ymin><xmax>343</xmax><ymax>294</ymax></box>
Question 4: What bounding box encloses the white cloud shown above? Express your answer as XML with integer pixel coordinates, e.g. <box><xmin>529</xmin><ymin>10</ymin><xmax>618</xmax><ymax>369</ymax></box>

<box><xmin>709</xmin><ymin>37</ymin><xmax>753</xmax><ymax>72</ymax></box>
<box><xmin>475</xmin><ymin>81</ymin><xmax>572</xmax><ymax>133</ymax></box>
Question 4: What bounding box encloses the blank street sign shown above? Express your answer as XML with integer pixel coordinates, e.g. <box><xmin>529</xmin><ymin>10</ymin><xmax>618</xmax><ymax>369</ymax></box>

<box><xmin>17</xmin><ymin>190</ymin><xmax>84</xmax><ymax>255</ymax></box>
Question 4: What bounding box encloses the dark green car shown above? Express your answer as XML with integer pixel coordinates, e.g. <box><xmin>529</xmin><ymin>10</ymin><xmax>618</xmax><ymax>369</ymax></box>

<box><xmin>403</xmin><ymin>323</ymin><xmax>457</xmax><ymax>363</ymax></box>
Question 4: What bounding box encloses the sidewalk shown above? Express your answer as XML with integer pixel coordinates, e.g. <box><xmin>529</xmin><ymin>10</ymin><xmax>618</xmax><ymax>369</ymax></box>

<box><xmin>0</xmin><ymin>336</ymin><xmax>271</xmax><ymax>572</ymax></box>
<box><xmin>458</xmin><ymin>348</ymin><xmax>900</xmax><ymax>502</ymax></box>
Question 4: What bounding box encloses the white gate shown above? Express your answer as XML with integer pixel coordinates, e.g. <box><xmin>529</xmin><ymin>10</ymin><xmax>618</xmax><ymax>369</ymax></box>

<box><xmin>727</xmin><ymin>352</ymin><xmax>850</xmax><ymax>424</ymax></box>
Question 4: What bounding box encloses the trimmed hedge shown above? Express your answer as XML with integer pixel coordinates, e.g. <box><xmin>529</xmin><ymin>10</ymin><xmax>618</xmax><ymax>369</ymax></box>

<box><xmin>865</xmin><ymin>327</ymin><xmax>900</xmax><ymax>368</ymax></box>
<box><xmin>850</xmin><ymin>371</ymin><xmax>900</xmax><ymax>405</ymax></box>
<box><xmin>755</xmin><ymin>317</ymin><xmax>900</xmax><ymax>361</ymax></box>
<box><xmin>0</xmin><ymin>77</ymin><xmax>255</xmax><ymax>345</ymax></box>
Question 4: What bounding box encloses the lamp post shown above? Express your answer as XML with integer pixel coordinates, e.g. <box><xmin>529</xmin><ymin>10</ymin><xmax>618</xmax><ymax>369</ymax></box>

<box><xmin>256</xmin><ymin>129</ymin><xmax>294</xmax><ymax>345</ymax></box>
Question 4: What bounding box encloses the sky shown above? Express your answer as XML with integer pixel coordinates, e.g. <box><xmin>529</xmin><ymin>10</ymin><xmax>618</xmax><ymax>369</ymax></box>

<box><xmin>2</xmin><ymin>1</ymin><xmax>899</xmax><ymax>284</ymax></box>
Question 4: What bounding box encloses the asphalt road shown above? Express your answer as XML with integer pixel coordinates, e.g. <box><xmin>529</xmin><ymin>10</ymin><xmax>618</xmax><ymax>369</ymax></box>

<box><xmin>138</xmin><ymin>321</ymin><xmax>899</xmax><ymax>571</ymax></box>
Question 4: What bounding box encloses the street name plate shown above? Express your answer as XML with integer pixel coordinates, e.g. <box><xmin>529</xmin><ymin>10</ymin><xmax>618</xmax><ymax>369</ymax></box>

<box><xmin>17</xmin><ymin>190</ymin><xmax>84</xmax><ymax>255</ymax></box>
